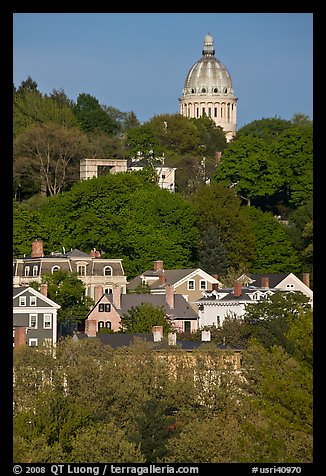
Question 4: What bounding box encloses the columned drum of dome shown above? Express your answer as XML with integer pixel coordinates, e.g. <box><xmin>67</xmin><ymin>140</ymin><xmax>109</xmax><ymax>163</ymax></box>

<box><xmin>179</xmin><ymin>33</ymin><xmax>238</xmax><ymax>142</ymax></box>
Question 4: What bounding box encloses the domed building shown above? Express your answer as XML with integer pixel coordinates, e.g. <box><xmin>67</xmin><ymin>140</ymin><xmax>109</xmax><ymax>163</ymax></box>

<box><xmin>179</xmin><ymin>33</ymin><xmax>237</xmax><ymax>141</ymax></box>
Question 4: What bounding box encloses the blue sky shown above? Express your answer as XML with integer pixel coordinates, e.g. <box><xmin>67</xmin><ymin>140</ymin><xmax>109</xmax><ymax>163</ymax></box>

<box><xmin>13</xmin><ymin>12</ymin><xmax>313</xmax><ymax>129</ymax></box>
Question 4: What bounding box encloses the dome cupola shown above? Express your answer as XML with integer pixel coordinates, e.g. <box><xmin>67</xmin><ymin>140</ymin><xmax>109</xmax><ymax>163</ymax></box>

<box><xmin>179</xmin><ymin>33</ymin><xmax>238</xmax><ymax>141</ymax></box>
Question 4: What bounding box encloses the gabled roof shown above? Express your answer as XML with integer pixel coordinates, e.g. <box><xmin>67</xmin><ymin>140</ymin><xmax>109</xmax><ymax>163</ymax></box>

<box><xmin>87</xmin><ymin>293</ymin><xmax>198</xmax><ymax>320</ymax></box>
<box><xmin>196</xmin><ymin>286</ymin><xmax>280</xmax><ymax>304</ymax></box>
<box><xmin>127</xmin><ymin>268</ymin><xmax>220</xmax><ymax>290</ymax></box>
<box><xmin>13</xmin><ymin>286</ymin><xmax>61</xmax><ymax>309</ymax></box>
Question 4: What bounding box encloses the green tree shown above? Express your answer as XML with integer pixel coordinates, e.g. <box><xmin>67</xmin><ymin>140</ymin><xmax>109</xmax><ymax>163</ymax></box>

<box><xmin>31</xmin><ymin>271</ymin><xmax>93</xmax><ymax>327</ymax></box>
<box><xmin>196</xmin><ymin>225</ymin><xmax>228</xmax><ymax>275</ymax></box>
<box><xmin>235</xmin><ymin>117</ymin><xmax>292</xmax><ymax>143</ymax></box>
<box><xmin>243</xmin><ymin>206</ymin><xmax>301</xmax><ymax>273</ymax></box>
<box><xmin>14</xmin><ymin>123</ymin><xmax>89</xmax><ymax>196</ymax></box>
<box><xmin>189</xmin><ymin>181</ymin><xmax>256</xmax><ymax>270</ymax></box>
<box><xmin>73</xmin><ymin>93</ymin><xmax>119</xmax><ymax>135</ymax></box>
<box><xmin>243</xmin><ymin>291</ymin><xmax>311</xmax><ymax>352</ymax></box>
<box><xmin>121</xmin><ymin>303</ymin><xmax>173</xmax><ymax>334</ymax></box>
<box><xmin>213</xmin><ymin>135</ymin><xmax>283</xmax><ymax>206</ymax></box>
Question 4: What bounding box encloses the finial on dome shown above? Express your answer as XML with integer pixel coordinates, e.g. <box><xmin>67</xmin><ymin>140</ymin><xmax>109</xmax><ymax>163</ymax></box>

<box><xmin>203</xmin><ymin>33</ymin><xmax>215</xmax><ymax>56</ymax></box>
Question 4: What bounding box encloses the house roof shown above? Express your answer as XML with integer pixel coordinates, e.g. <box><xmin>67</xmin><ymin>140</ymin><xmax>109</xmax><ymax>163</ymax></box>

<box><xmin>196</xmin><ymin>286</ymin><xmax>280</xmax><ymax>304</ymax></box>
<box><xmin>104</xmin><ymin>293</ymin><xmax>198</xmax><ymax>320</ymax></box>
<box><xmin>72</xmin><ymin>332</ymin><xmax>244</xmax><ymax>351</ymax></box>
<box><xmin>241</xmin><ymin>273</ymin><xmax>289</xmax><ymax>288</ymax></box>
<box><xmin>127</xmin><ymin>268</ymin><xmax>220</xmax><ymax>290</ymax></box>
<box><xmin>13</xmin><ymin>286</ymin><xmax>61</xmax><ymax>309</ymax></box>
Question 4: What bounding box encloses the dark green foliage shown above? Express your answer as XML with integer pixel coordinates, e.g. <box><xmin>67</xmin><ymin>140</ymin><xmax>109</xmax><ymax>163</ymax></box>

<box><xmin>242</xmin><ymin>206</ymin><xmax>301</xmax><ymax>273</ymax></box>
<box><xmin>197</xmin><ymin>225</ymin><xmax>228</xmax><ymax>275</ymax></box>
<box><xmin>73</xmin><ymin>93</ymin><xmax>119</xmax><ymax>135</ymax></box>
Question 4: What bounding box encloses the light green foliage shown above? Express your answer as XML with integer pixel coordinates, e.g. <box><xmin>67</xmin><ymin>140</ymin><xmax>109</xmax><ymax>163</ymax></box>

<box><xmin>121</xmin><ymin>303</ymin><xmax>173</xmax><ymax>334</ymax></box>
<box><xmin>30</xmin><ymin>172</ymin><xmax>198</xmax><ymax>279</ymax></box>
<box><xmin>13</xmin><ymin>335</ymin><xmax>313</xmax><ymax>463</ymax></box>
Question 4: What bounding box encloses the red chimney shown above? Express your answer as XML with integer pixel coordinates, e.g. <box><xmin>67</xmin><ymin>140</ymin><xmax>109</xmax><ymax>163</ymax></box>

<box><xmin>112</xmin><ymin>285</ymin><xmax>121</xmax><ymax>309</ymax></box>
<box><xmin>261</xmin><ymin>276</ymin><xmax>269</xmax><ymax>289</ymax></box>
<box><xmin>233</xmin><ymin>281</ymin><xmax>242</xmax><ymax>298</ymax></box>
<box><xmin>40</xmin><ymin>283</ymin><xmax>48</xmax><ymax>297</ymax></box>
<box><xmin>165</xmin><ymin>285</ymin><xmax>175</xmax><ymax>309</ymax></box>
<box><xmin>85</xmin><ymin>320</ymin><xmax>97</xmax><ymax>337</ymax></box>
<box><xmin>159</xmin><ymin>272</ymin><xmax>166</xmax><ymax>285</ymax></box>
<box><xmin>90</xmin><ymin>249</ymin><xmax>101</xmax><ymax>258</ymax></box>
<box><xmin>14</xmin><ymin>327</ymin><xmax>27</xmax><ymax>349</ymax></box>
<box><xmin>303</xmin><ymin>272</ymin><xmax>310</xmax><ymax>288</ymax></box>
<box><xmin>94</xmin><ymin>286</ymin><xmax>103</xmax><ymax>303</ymax></box>
<box><xmin>31</xmin><ymin>240</ymin><xmax>44</xmax><ymax>258</ymax></box>
<box><xmin>153</xmin><ymin>260</ymin><xmax>164</xmax><ymax>271</ymax></box>
<box><xmin>211</xmin><ymin>283</ymin><xmax>219</xmax><ymax>291</ymax></box>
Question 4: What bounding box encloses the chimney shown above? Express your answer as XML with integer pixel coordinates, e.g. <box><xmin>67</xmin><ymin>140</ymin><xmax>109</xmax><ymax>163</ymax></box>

<box><xmin>152</xmin><ymin>326</ymin><xmax>163</xmax><ymax>342</ymax></box>
<box><xmin>212</xmin><ymin>283</ymin><xmax>219</xmax><ymax>291</ymax></box>
<box><xmin>168</xmin><ymin>332</ymin><xmax>177</xmax><ymax>346</ymax></box>
<box><xmin>94</xmin><ymin>286</ymin><xmax>103</xmax><ymax>303</ymax></box>
<box><xmin>85</xmin><ymin>320</ymin><xmax>97</xmax><ymax>337</ymax></box>
<box><xmin>40</xmin><ymin>283</ymin><xmax>48</xmax><ymax>297</ymax></box>
<box><xmin>159</xmin><ymin>272</ymin><xmax>166</xmax><ymax>285</ymax></box>
<box><xmin>112</xmin><ymin>285</ymin><xmax>121</xmax><ymax>309</ymax></box>
<box><xmin>153</xmin><ymin>260</ymin><xmax>164</xmax><ymax>271</ymax></box>
<box><xmin>303</xmin><ymin>272</ymin><xmax>310</xmax><ymax>288</ymax></box>
<box><xmin>201</xmin><ymin>330</ymin><xmax>211</xmax><ymax>342</ymax></box>
<box><xmin>261</xmin><ymin>276</ymin><xmax>269</xmax><ymax>289</ymax></box>
<box><xmin>31</xmin><ymin>240</ymin><xmax>44</xmax><ymax>258</ymax></box>
<box><xmin>90</xmin><ymin>248</ymin><xmax>101</xmax><ymax>258</ymax></box>
<box><xmin>14</xmin><ymin>327</ymin><xmax>27</xmax><ymax>349</ymax></box>
<box><xmin>233</xmin><ymin>281</ymin><xmax>242</xmax><ymax>298</ymax></box>
<box><xmin>165</xmin><ymin>285</ymin><xmax>175</xmax><ymax>309</ymax></box>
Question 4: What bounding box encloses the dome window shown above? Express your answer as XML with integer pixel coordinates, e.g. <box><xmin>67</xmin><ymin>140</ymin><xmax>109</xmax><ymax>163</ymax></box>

<box><xmin>191</xmin><ymin>88</ymin><xmax>195</xmax><ymax>94</ymax></box>
<box><xmin>224</xmin><ymin>87</ymin><xmax>228</xmax><ymax>94</ymax></box>
<box><xmin>201</xmin><ymin>87</ymin><xmax>207</xmax><ymax>93</ymax></box>
<box><xmin>213</xmin><ymin>87</ymin><xmax>218</xmax><ymax>93</ymax></box>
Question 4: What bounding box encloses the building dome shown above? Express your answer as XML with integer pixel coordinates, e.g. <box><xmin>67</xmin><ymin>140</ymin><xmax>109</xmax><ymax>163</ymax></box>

<box><xmin>179</xmin><ymin>34</ymin><xmax>237</xmax><ymax>141</ymax></box>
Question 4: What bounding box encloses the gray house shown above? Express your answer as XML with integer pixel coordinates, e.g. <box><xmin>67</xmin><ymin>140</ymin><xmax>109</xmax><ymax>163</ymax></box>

<box><xmin>13</xmin><ymin>285</ymin><xmax>60</xmax><ymax>349</ymax></box>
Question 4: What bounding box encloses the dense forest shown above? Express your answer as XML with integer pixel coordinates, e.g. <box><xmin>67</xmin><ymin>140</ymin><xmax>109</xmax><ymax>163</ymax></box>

<box><xmin>13</xmin><ymin>76</ymin><xmax>313</xmax><ymax>284</ymax></box>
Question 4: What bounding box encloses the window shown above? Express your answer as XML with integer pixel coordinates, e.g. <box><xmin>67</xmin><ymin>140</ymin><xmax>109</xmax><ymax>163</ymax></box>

<box><xmin>98</xmin><ymin>321</ymin><xmax>104</xmax><ymax>331</ymax></box>
<box><xmin>286</xmin><ymin>283</ymin><xmax>295</xmax><ymax>289</ymax></box>
<box><xmin>99</xmin><ymin>303</ymin><xmax>111</xmax><ymax>312</ymax></box>
<box><xmin>19</xmin><ymin>296</ymin><xmax>27</xmax><ymax>306</ymax></box>
<box><xmin>29</xmin><ymin>338</ymin><xmax>38</xmax><ymax>347</ymax></box>
<box><xmin>161</xmin><ymin>173</ymin><xmax>166</xmax><ymax>180</ymax></box>
<box><xmin>24</xmin><ymin>266</ymin><xmax>30</xmax><ymax>277</ymax></box>
<box><xmin>104</xmin><ymin>288</ymin><xmax>112</xmax><ymax>294</ymax></box>
<box><xmin>184</xmin><ymin>321</ymin><xmax>191</xmax><ymax>333</ymax></box>
<box><xmin>200</xmin><ymin>280</ymin><xmax>206</xmax><ymax>290</ymax></box>
<box><xmin>208</xmin><ymin>107</ymin><xmax>211</xmax><ymax>117</ymax></box>
<box><xmin>43</xmin><ymin>314</ymin><xmax>52</xmax><ymax>329</ymax></box>
<box><xmin>105</xmin><ymin>321</ymin><xmax>112</xmax><ymax>329</ymax></box>
<box><xmin>51</xmin><ymin>266</ymin><xmax>60</xmax><ymax>274</ymax></box>
<box><xmin>214</xmin><ymin>107</ymin><xmax>217</xmax><ymax>117</ymax></box>
<box><xmin>201</xmin><ymin>87</ymin><xmax>206</xmax><ymax>93</ymax></box>
<box><xmin>188</xmin><ymin>280</ymin><xmax>195</xmax><ymax>290</ymax></box>
<box><xmin>216</xmin><ymin>316</ymin><xmax>220</xmax><ymax>327</ymax></box>
<box><xmin>29</xmin><ymin>314</ymin><xmax>38</xmax><ymax>329</ymax></box>
<box><xmin>32</xmin><ymin>266</ymin><xmax>38</xmax><ymax>277</ymax></box>
<box><xmin>77</xmin><ymin>265</ymin><xmax>86</xmax><ymax>276</ymax></box>
<box><xmin>213</xmin><ymin>87</ymin><xmax>218</xmax><ymax>93</ymax></box>
<box><xmin>30</xmin><ymin>296</ymin><xmax>37</xmax><ymax>306</ymax></box>
<box><xmin>104</xmin><ymin>266</ymin><xmax>112</xmax><ymax>276</ymax></box>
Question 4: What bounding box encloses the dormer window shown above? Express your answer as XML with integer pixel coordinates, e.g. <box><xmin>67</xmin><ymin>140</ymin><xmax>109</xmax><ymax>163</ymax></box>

<box><xmin>51</xmin><ymin>266</ymin><xmax>60</xmax><ymax>274</ymax></box>
<box><xmin>32</xmin><ymin>266</ymin><xmax>38</xmax><ymax>277</ymax></box>
<box><xmin>24</xmin><ymin>266</ymin><xmax>30</xmax><ymax>277</ymax></box>
<box><xmin>104</xmin><ymin>266</ymin><xmax>112</xmax><ymax>276</ymax></box>
<box><xmin>77</xmin><ymin>264</ymin><xmax>86</xmax><ymax>277</ymax></box>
